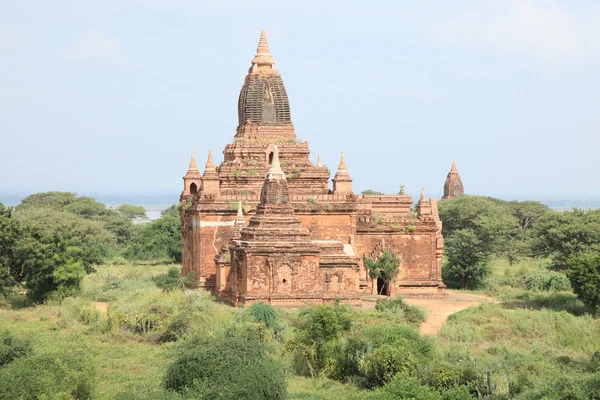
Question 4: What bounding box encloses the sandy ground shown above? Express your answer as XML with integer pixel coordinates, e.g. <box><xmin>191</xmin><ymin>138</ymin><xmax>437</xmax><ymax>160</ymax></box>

<box><xmin>362</xmin><ymin>290</ymin><xmax>497</xmax><ymax>335</ymax></box>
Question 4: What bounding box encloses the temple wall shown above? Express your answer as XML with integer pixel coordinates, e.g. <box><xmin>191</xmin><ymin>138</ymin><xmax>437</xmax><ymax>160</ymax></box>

<box><xmin>354</xmin><ymin>232</ymin><xmax>437</xmax><ymax>283</ymax></box>
<box><xmin>296</xmin><ymin>213</ymin><xmax>354</xmax><ymax>242</ymax></box>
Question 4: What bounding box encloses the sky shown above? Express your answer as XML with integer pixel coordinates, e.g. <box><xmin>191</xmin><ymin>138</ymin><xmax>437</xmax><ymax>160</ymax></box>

<box><xmin>1</xmin><ymin>0</ymin><xmax>600</xmax><ymax>201</ymax></box>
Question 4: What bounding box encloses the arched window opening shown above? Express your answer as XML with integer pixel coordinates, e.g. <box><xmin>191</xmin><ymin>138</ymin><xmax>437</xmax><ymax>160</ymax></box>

<box><xmin>268</xmin><ymin>152</ymin><xmax>274</xmax><ymax>164</ymax></box>
<box><xmin>190</xmin><ymin>183</ymin><xmax>198</xmax><ymax>195</ymax></box>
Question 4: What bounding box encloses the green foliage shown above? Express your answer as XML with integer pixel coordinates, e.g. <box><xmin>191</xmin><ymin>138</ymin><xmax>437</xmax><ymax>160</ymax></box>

<box><xmin>0</xmin><ymin>330</ymin><xmax>33</xmax><ymax>367</ymax></box>
<box><xmin>567</xmin><ymin>252</ymin><xmax>600</xmax><ymax>313</ymax></box>
<box><xmin>523</xmin><ymin>270</ymin><xmax>571</xmax><ymax>292</ymax></box>
<box><xmin>361</xmin><ymin>190</ymin><xmax>384</xmax><ymax>195</ymax></box>
<box><xmin>439</xmin><ymin>195</ymin><xmax>523</xmax><ymax>288</ymax></box>
<box><xmin>445</xmin><ymin>230</ymin><xmax>491</xmax><ymax>288</ymax></box>
<box><xmin>0</xmin><ymin>204</ymin><xmax>21</xmax><ymax>296</ymax></box>
<box><xmin>152</xmin><ymin>267</ymin><xmax>182</xmax><ymax>292</ymax></box>
<box><xmin>117</xmin><ymin>204</ymin><xmax>148</xmax><ymax>220</ymax></box>
<box><xmin>363</xmin><ymin>373</ymin><xmax>443</xmax><ymax>400</ymax></box>
<box><xmin>17</xmin><ymin>191</ymin><xmax>135</xmax><ymax>246</ymax></box>
<box><xmin>375</xmin><ymin>297</ymin><xmax>426</xmax><ymax>325</ymax></box>
<box><xmin>125</xmin><ymin>212</ymin><xmax>181</xmax><ymax>262</ymax></box>
<box><xmin>163</xmin><ymin>326</ymin><xmax>286</xmax><ymax>399</ymax></box>
<box><xmin>245</xmin><ymin>301</ymin><xmax>280</xmax><ymax>333</ymax></box>
<box><xmin>0</xmin><ymin>351</ymin><xmax>96</xmax><ymax>399</ymax></box>
<box><xmin>365</xmin><ymin>250</ymin><xmax>400</xmax><ymax>294</ymax></box>
<box><xmin>532</xmin><ymin>208</ymin><xmax>600</xmax><ymax>271</ymax></box>
<box><xmin>307</xmin><ymin>198</ymin><xmax>317</xmax><ymax>205</ymax></box>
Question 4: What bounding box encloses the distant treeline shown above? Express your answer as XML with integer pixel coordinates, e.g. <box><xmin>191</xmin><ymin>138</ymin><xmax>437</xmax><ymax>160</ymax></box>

<box><xmin>0</xmin><ymin>192</ymin><xmax>181</xmax><ymax>302</ymax></box>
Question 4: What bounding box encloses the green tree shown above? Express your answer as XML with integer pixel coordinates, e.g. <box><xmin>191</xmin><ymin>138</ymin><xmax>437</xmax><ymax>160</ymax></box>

<box><xmin>116</xmin><ymin>204</ymin><xmax>147</xmax><ymax>220</ymax></box>
<box><xmin>365</xmin><ymin>250</ymin><xmax>400</xmax><ymax>295</ymax></box>
<box><xmin>566</xmin><ymin>252</ymin><xmax>600</xmax><ymax>314</ymax></box>
<box><xmin>16</xmin><ymin>192</ymin><xmax>134</xmax><ymax>247</ymax></box>
<box><xmin>125</xmin><ymin>212</ymin><xmax>181</xmax><ymax>262</ymax></box>
<box><xmin>0</xmin><ymin>204</ymin><xmax>21</xmax><ymax>296</ymax></box>
<box><xmin>438</xmin><ymin>195</ymin><xmax>517</xmax><ymax>255</ymax></box>
<box><xmin>532</xmin><ymin>208</ymin><xmax>600</xmax><ymax>271</ymax></box>
<box><xmin>445</xmin><ymin>229</ymin><xmax>491</xmax><ymax>289</ymax></box>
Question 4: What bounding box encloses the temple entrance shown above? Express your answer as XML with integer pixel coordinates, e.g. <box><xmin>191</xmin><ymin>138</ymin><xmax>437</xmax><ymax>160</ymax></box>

<box><xmin>268</xmin><ymin>151</ymin><xmax>274</xmax><ymax>164</ymax></box>
<box><xmin>190</xmin><ymin>183</ymin><xmax>198</xmax><ymax>195</ymax></box>
<box><xmin>377</xmin><ymin>278</ymin><xmax>390</xmax><ymax>296</ymax></box>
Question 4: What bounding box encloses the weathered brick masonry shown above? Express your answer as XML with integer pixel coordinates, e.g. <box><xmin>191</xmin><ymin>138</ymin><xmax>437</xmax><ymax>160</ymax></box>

<box><xmin>180</xmin><ymin>31</ymin><xmax>446</xmax><ymax>305</ymax></box>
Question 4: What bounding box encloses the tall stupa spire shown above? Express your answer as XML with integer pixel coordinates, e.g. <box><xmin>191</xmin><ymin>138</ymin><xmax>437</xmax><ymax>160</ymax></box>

<box><xmin>251</xmin><ymin>30</ymin><xmax>276</xmax><ymax>72</ymax></box>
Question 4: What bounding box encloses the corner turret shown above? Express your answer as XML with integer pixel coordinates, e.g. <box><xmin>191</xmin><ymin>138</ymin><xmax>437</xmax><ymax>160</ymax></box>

<box><xmin>332</xmin><ymin>151</ymin><xmax>353</xmax><ymax>194</ymax></box>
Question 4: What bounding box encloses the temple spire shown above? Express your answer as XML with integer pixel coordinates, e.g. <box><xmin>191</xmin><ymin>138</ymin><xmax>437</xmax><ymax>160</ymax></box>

<box><xmin>420</xmin><ymin>186</ymin><xmax>427</xmax><ymax>202</ymax></box>
<box><xmin>443</xmin><ymin>159</ymin><xmax>464</xmax><ymax>199</ymax></box>
<box><xmin>205</xmin><ymin>149</ymin><xmax>216</xmax><ymax>169</ymax></box>
<box><xmin>188</xmin><ymin>150</ymin><xmax>198</xmax><ymax>171</ymax></box>
<box><xmin>317</xmin><ymin>154</ymin><xmax>322</xmax><ymax>168</ymax></box>
<box><xmin>266</xmin><ymin>145</ymin><xmax>286</xmax><ymax>180</ymax></box>
<box><xmin>250</xmin><ymin>30</ymin><xmax>276</xmax><ymax>72</ymax></box>
<box><xmin>337</xmin><ymin>151</ymin><xmax>348</xmax><ymax>173</ymax></box>
<box><xmin>232</xmin><ymin>201</ymin><xmax>246</xmax><ymax>240</ymax></box>
<box><xmin>450</xmin><ymin>159</ymin><xmax>458</xmax><ymax>172</ymax></box>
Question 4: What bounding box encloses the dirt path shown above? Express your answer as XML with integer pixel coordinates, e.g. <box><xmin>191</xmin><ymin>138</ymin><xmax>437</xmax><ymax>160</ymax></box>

<box><xmin>363</xmin><ymin>291</ymin><xmax>497</xmax><ymax>335</ymax></box>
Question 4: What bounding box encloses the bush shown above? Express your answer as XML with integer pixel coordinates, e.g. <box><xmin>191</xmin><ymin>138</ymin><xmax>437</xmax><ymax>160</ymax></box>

<box><xmin>0</xmin><ymin>352</ymin><xmax>96</xmax><ymax>399</ymax></box>
<box><xmin>363</xmin><ymin>373</ymin><xmax>443</xmax><ymax>400</ymax></box>
<box><xmin>375</xmin><ymin>297</ymin><xmax>426</xmax><ymax>325</ymax></box>
<box><xmin>245</xmin><ymin>301</ymin><xmax>282</xmax><ymax>337</ymax></box>
<box><xmin>163</xmin><ymin>326</ymin><xmax>286</xmax><ymax>399</ymax></box>
<box><xmin>153</xmin><ymin>267</ymin><xmax>182</xmax><ymax>292</ymax></box>
<box><xmin>524</xmin><ymin>271</ymin><xmax>571</xmax><ymax>292</ymax></box>
<box><xmin>0</xmin><ymin>330</ymin><xmax>33</xmax><ymax>367</ymax></box>
<box><xmin>567</xmin><ymin>252</ymin><xmax>600</xmax><ymax>313</ymax></box>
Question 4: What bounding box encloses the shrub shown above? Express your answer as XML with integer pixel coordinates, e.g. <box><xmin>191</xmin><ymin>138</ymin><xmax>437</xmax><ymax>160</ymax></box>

<box><xmin>524</xmin><ymin>271</ymin><xmax>571</xmax><ymax>292</ymax></box>
<box><xmin>163</xmin><ymin>326</ymin><xmax>286</xmax><ymax>399</ymax></box>
<box><xmin>566</xmin><ymin>252</ymin><xmax>600</xmax><ymax>313</ymax></box>
<box><xmin>245</xmin><ymin>301</ymin><xmax>281</xmax><ymax>336</ymax></box>
<box><xmin>375</xmin><ymin>297</ymin><xmax>426</xmax><ymax>325</ymax></box>
<box><xmin>0</xmin><ymin>330</ymin><xmax>33</xmax><ymax>367</ymax></box>
<box><xmin>363</xmin><ymin>373</ymin><xmax>443</xmax><ymax>400</ymax></box>
<box><xmin>0</xmin><ymin>352</ymin><xmax>96</xmax><ymax>399</ymax></box>
<box><xmin>153</xmin><ymin>267</ymin><xmax>182</xmax><ymax>292</ymax></box>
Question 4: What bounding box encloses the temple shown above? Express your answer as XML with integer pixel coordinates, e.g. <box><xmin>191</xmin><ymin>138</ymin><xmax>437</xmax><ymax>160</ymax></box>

<box><xmin>442</xmin><ymin>160</ymin><xmax>464</xmax><ymax>199</ymax></box>
<box><xmin>179</xmin><ymin>31</ymin><xmax>445</xmax><ymax>306</ymax></box>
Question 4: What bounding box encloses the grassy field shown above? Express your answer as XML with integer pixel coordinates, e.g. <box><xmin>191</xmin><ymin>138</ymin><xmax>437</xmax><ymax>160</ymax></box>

<box><xmin>1</xmin><ymin>260</ymin><xmax>600</xmax><ymax>399</ymax></box>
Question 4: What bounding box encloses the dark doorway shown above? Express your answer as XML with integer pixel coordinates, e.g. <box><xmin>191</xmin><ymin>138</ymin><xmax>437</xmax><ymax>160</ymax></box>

<box><xmin>377</xmin><ymin>278</ymin><xmax>389</xmax><ymax>296</ymax></box>
<box><xmin>190</xmin><ymin>183</ymin><xmax>198</xmax><ymax>195</ymax></box>
<box><xmin>268</xmin><ymin>152</ymin><xmax>274</xmax><ymax>164</ymax></box>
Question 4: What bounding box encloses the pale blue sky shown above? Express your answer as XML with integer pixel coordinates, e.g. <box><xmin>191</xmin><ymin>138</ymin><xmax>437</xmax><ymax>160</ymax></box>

<box><xmin>1</xmin><ymin>0</ymin><xmax>600</xmax><ymax>200</ymax></box>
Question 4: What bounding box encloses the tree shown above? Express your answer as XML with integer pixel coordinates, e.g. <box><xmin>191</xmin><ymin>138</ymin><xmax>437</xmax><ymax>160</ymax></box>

<box><xmin>365</xmin><ymin>250</ymin><xmax>400</xmax><ymax>295</ymax></box>
<box><xmin>0</xmin><ymin>204</ymin><xmax>21</xmax><ymax>296</ymax></box>
<box><xmin>116</xmin><ymin>204</ymin><xmax>147</xmax><ymax>220</ymax></box>
<box><xmin>438</xmin><ymin>195</ymin><xmax>518</xmax><ymax>255</ymax></box>
<box><xmin>124</xmin><ymin>212</ymin><xmax>181</xmax><ymax>262</ymax></box>
<box><xmin>532</xmin><ymin>209</ymin><xmax>600</xmax><ymax>271</ymax></box>
<box><xmin>361</xmin><ymin>189</ymin><xmax>385</xmax><ymax>195</ymax></box>
<box><xmin>444</xmin><ymin>229</ymin><xmax>491</xmax><ymax>289</ymax></box>
<box><xmin>566</xmin><ymin>252</ymin><xmax>600</xmax><ymax>314</ymax></box>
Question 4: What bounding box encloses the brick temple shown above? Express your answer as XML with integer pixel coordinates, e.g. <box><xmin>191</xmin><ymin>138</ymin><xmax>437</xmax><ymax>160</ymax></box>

<box><xmin>179</xmin><ymin>31</ymin><xmax>445</xmax><ymax>306</ymax></box>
